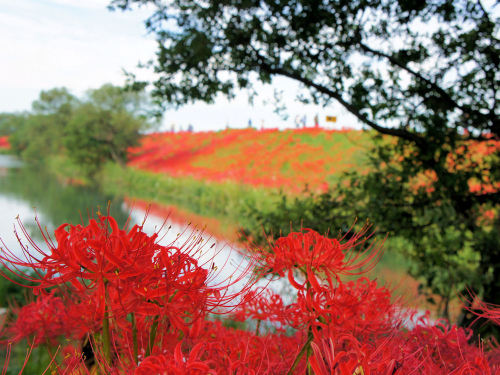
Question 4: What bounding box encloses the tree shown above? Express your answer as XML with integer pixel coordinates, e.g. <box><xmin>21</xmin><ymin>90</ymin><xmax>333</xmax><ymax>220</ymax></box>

<box><xmin>8</xmin><ymin>88</ymin><xmax>79</xmax><ymax>160</ymax></box>
<box><xmin>63</xmin><ymin>84</ymin><xmax>156</xmax><ymax>175</ymax></box>
<box><xmin>111</xmin><ymin>0</ymin><xmax>499</xmax><ymax>326</ymax></box>
<box><xmin>5</xmin><ymin>84</ymin><xmax>158</xmax><ymax>176</ymax></box>
<box><xmin>31</xmin><ymin>87</ymin><xmax>78</xmax><ymax>116</ymax></box>
<box><xmin>0</xmin><ymin>113</ymin><xmax>26</xmax><ymax>136</ymax></box>
<box><xmin>341</xmin><ymin>135</ymin><xmax>499</xmax><ymax>328</ymax></box>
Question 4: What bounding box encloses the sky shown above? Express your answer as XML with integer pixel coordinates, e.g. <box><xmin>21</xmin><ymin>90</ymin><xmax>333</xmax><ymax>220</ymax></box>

<box><xmin>0</xmin><ymin>0</ymin><xmax>360</xmax><ymax>131</ymax></box>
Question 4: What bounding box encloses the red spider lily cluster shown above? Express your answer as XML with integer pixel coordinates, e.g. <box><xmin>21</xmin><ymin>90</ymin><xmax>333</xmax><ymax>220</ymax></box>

<box><xmin>0</xmin><ymin>215</ymin><xmax>499</xmax><ymax>374</ymax></box>
<box><xmin>128</xmin><ymin>128</ymin><xmax>500</xmax><ymax>199</ymax></box>
<box><xmin>0</xmin><ymin>136</ymin><xmax>9</xmax><ymax>150</ymax></box>
<box><xmin>128</xmin><ymin>128</ymin><xmax>366</xmax><ymax>193</ymax></box>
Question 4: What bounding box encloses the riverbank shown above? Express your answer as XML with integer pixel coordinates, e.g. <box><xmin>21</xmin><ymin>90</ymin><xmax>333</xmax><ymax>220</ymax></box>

<box><xmin>46</xmin><ymin>154</ymin><xmax>280</xmax><ymax>239</ymax></box>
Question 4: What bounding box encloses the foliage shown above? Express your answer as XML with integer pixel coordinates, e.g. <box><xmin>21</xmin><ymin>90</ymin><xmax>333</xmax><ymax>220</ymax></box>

<box><xmin>109</xmin><ymin>0</ymin><xmax>497</xmax><ymax>139</ymax></box>
<box><xmin>0</xmin><ymin>214</ymin><xmax>499</xmax><ymax>374</ymax></box>
<box><xmin>4</xmin><ymin>84</ymin><xmax>158</xmax><ymax>176</ymax></box>
<box><xmin>100</xmin><ymin>160</ymin><xmax>349</xmax><ymax>244</ymax></box>
<box><xmin>0</xmin><ymin>114</ymin><xmax>26</xmax><ymax>137</ymax></box>
<box><xmin>8</xmin><ymin>88</ymin><xmax>78</xmax><ymax>161</ymax></box>
<box><xmin>64</xmin><ymin>105</ymin><xmax>136</xmax><ymax>174</ymax></box>
<box><xmin>239</xmin><ymin>190</ymin><xmax>350</xmax><ymax>246</ymax></box>
<box><xmin>100</xmin><ymin>162</ymin><xmax>280</xmax><ymax>233</ymax></box>
<box><xmin>111</xmin><ymin>0</ymin><xmax>499</xmax><ymax>327</ymax></box>
<box><xmin>64</xmin><ymin>84</ymin><xmax>159</xmax><ymax>175</ymax></box>
<box><xmin>0</xmin><ymin>266</ymin><xmax>34</xmax><ymax>307</ymax></box>
<box><xmin>335</xmin><ymin>136</ymin><xmax>499</xmax><ymax>329</ymax></box>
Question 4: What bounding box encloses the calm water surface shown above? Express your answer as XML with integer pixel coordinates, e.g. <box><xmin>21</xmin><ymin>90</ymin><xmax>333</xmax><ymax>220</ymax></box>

<box><xmin>0</xmin><ymin>156</ymin><xmax>130</xmax><ymax>254</ymax></box>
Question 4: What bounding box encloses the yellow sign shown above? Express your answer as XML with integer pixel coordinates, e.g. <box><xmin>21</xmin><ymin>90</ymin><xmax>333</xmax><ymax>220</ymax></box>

<box><xmin>326</xmin><ymin>116</ymin><xmax>337</xmax><ymax>122</ymax></box>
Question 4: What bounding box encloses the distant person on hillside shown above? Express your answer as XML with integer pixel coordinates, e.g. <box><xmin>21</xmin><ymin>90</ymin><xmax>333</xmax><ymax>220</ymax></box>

<box><xmin>187</xmin><ymin>124</ymin><xmax>193</xmax><ymax>132</ymax></box>
<box><xmin>301</xmin><ymin>115</ymin><xmax>307</xmax><ymax>128</ymax></box>
<box><xmin>314</xmin><ymin>114</ymin><xmax>319</xmax><ymax>128</ymax></box>
<box><xmin>294</xmin><ymin>115</ymin><xmax>300</xmax><ymax>128</ymax></box>
<box><xmin>248</xmin><ymin>119</ymin><xmax>253</xmax><ymax>128</ymax></box>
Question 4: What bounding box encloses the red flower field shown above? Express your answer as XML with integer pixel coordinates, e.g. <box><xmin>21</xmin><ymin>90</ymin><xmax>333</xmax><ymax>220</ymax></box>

<box><xmin>0</xmin><ymin>136</ymin><xmax>9</xmax><ymax>150</ymax></box>
<box><xmin>0</xmin><ymin>214</ymin><xmax>498</xmax><ymax>374</ymax></box>
<box><xmin>128</xmin><ymin>128</ymin><xmax>369</xmax><ymax>192</ymax></box>
<box><xmin>128</xmin><ymin>127</ymin><xmax>500</xmax><ymax>196</ymax></box>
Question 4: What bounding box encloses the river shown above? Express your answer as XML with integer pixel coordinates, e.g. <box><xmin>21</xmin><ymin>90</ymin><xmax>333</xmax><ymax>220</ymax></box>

<box><xmin>0</xmin><ymin>155</ymin><xmax>131</xmax><ymax>254</ymax></box>
<box><xmin>0</xmin><ymin>155</ymin><xmax>291</xmax><ymax>299</ymax></box>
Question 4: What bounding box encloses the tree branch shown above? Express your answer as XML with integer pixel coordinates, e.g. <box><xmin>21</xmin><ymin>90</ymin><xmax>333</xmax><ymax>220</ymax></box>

<box><xmin>257</xmin><ymin>62</ymin><xmax>427</xmax><ymax>146</ymax></box>
<box><xmin>472</xmin><ymin>190</ymin><xmax>500</xmax><ymax>205</ymax></box>
<box><xmin>358</xmin><ymin>42</ymin><xmax>498</xmax><ymax>133</ymax></box>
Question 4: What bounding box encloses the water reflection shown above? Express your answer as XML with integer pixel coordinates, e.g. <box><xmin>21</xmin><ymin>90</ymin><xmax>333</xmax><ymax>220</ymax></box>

<box><xmin>0</xmin><ymin>160</ymin><xmax>129</xmax><ymax>252</ymax></box>
<box><xmin>0</xmin><ymin>155</ymin><xmax>23</xmax><ymax>169</ymax></box>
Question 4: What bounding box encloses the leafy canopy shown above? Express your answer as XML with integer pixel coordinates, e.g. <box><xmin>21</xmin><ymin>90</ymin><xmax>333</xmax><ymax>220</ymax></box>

<box><xmin>6</xmin><ymin>84</ymin><xmax>158</xmax><ymax>175</ymax></box>
<box><xmin>8</xmin><ymin>88</ymin><xmax>79</xmax><ymax>160</ymax></box>
<box><xmin>110</xmin><ymin>0</ymin><xmax>497</xmax><ymax>139</ymax></box>
<box><xmin>64</xmin><ymin>84</ymin><xmax>157</xmax><ymax>174</ymax></box>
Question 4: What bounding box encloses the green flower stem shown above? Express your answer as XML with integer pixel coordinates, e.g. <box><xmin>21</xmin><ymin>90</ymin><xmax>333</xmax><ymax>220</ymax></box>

<box><xmin>102</xmin><ymin>309</ymin><xmax>111</xmax><ymax>365</ymax></box>
<box><xmin>131</xmin><ymin>313</ymin><xmax>138</xmax><ymax>364</ymax></box>
<box><xmin>255</xmin><ymin>319</ymin><xmax>261</xmax><ymax>336</ymax></box>
<box><xmin>146</xmin><ymin>315</ymin><xmax>159</xmax><ymax>357</ymax></box>
<box><xmin>101</xmin><ymin>281</ymin><xmax>112</xmax><ymax>366</ymax></box>
<box><xmin>306</xmin><ymin>337</ymin><xmax>313</xmax><ymax>375</ymax></box>
<box><xmin>286</xmin><ymin>329</ymin><xmax>314</xmax><ymax>375</ymax></box>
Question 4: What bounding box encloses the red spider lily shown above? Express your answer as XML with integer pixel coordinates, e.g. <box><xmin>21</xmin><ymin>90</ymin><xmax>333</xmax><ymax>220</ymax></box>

<box><xmin>188</xmin><ymin>319</ymin><xmax>302</xmax><ymax>374</ymax></box>
<box><xmin>308</xmin><ymin>324</ymin><xmax>500</xmax><ymax>375</ymax></box>
<box><xmin>2</xmin><ymin>213</ymin><xmax>500</xmax><ymax>374</ymax></box>
<box><xmin>308</xmin><ymin>335</ymin><xmax>393</xmax><ymax>375</ymax></box>
<box><xmin>388</xmin><ymin>322</ymin><xmax>492</xmax><ymax>374</ymax></box>
<box><xmin>462</xmin><ymin>291</ymin><xmax>500</xmax><ymax>327</ymax></box>
<box><xmin>0</xmin><ymin>215</ymin><xmax>257</xmax><ymax>319</ymax></box>
<box><xmin>6</xmin><ymin>293</ymin><xmax>70</xmax><ymax>346</ymax></box>
<box><xmin>231</xmin><ymin>287</ymin><xmax>288</xmax><ymax>325</ymax></box>
<box><xmin>134</xmin><ymin>342</ymin><xmax>216</xmax><ymax>375</ymax></box>
<box><xmin>290</xmin><ymin>277</ymin><xmax>397</xmax><ymax>337</ymax></box>
<box><xmin>260</xmin><ymin>227</ymin><xmax>383</xmax><ymax>286</ymax></box>
<box><xmin>0</xmin><ymin>213</ymin><xmax>264</xmax><ymax>370</ymax></box>
<box><xmin>127</xmin><ymin>128</ymin><xmax>499</xmax><ymax>195</ymax></box>
<box><xmin>128</xmin><ymin>128</ymin><xmax>368</xmax><ymax>192</ymax></box>
<box><xmin>56</xmin><ymin>345</ymin><xmax>92</xmax><ymax>375</ymax></box>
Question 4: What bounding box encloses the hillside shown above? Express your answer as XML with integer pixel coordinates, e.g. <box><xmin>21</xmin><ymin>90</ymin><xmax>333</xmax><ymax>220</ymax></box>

<box><xmin>128</xmin><ymin>127</ymin><xmax>371</xmax><ymax>192</ymax></box>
